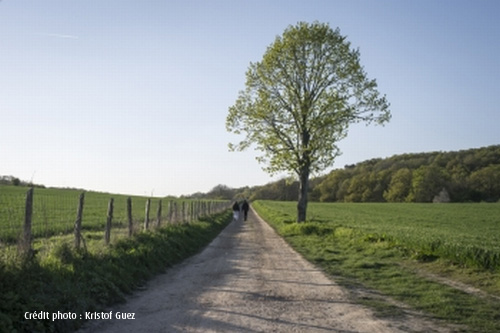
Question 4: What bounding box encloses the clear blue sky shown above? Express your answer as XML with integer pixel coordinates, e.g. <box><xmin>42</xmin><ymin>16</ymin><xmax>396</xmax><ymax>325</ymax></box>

<box><xmin>1</xmin><ymin>1</ymin><xmax>499</xmax><ymax>197</ymax></box>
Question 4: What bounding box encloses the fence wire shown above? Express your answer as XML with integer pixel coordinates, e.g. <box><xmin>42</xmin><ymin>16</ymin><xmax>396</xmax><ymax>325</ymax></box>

<box><xmin>0</xmin><ymin>190</ymin><xmax>26</xmax><ymax>243</ymax></box>
<box><xmin>32</xmin><ymin>192</ymin><xmax>80</xmax><ymax>238</ymax></box>
<box><xmin>0</xmin><ymin>186</ymin><xmax>230</xmax><ymax>251</ymax></box>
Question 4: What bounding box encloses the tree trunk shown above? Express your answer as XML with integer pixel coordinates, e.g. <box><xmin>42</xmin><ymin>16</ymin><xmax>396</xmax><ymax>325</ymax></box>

<box><xmin>297</xmin><ymin>167</ymin><xmax>309</xmax><ymax>222</ymax></box>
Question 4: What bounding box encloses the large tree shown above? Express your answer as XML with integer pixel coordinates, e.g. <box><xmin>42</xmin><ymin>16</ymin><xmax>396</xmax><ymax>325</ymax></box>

<box><xmin>226</xmin><ymin>22</ymin><xmax>391</xmax><ymax>222</ymax></box>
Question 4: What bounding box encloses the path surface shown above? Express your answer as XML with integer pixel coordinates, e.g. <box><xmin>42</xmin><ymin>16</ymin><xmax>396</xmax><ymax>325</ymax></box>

<box><xmin>80</xmin><ymin>208</ymin><xmax>448</xmax><ymax>332</ymax></box>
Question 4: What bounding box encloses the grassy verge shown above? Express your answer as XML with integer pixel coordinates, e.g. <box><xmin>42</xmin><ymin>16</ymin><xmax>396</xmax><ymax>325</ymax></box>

<box><xmin>253</xmin><ymin>201</ymin><xmax>500</xmax><ymax>333</ymax></box>
<box><xmin>0</xmin><ymin>210</ymin><xmax>232</xmax><ymax>332</ymax></box>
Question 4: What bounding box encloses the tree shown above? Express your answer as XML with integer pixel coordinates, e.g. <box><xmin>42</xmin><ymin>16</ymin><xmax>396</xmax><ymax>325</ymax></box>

<box><xmin>383</xmin><ymin>168</ymin><xmax>412</xmax><ymax>202</ymax></box>
<box><xmin>226</xmin><ymin>22</ymin><xmax>390</xmax><ymax>221</ymax></box>
<box><xmin>318</xmin><ymin>169</ymin><xmax>352</xmax><ymax>202</ymax></box>
<box><xmin>406</xmin><ymin>165</ymin><xmax>448</xmax><ymax>202</ymax></box>
<box><xmin>469</xmin><ymin>165</ymin><xmax>500</xmax><ymax>202</ymax></box>
<box><xmin>207</xmin><ymin>184</ymin><xmax>236</xmax><ymax>200</ymax></box>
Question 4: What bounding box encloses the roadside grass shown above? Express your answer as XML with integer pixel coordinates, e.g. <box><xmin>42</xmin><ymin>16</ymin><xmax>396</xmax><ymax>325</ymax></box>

<box><xmin>253</xmin><ymin>201</ymin><xmax>500</xmax><ymax>333</ymax></box>
<box><xmin>0</xmin><ymin>210</ymin><xmax>233</xmax><ymax>332</ymax></box>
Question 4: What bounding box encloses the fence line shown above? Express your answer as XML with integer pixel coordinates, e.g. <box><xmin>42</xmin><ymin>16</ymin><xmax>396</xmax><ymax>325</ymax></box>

<box><xmin>20</xmin><ymin>188</ymin><xmax>33</xmax><ymax>256</ymax></box>
<box><xmin>74</xmin><ymin>193</ymin><xmax>84</xmax><ymax>249</ymax></box>
<box><xmin>0</xmin><ymin>187</ymin><xmax>231</xmax><ymax>255</ymax></box>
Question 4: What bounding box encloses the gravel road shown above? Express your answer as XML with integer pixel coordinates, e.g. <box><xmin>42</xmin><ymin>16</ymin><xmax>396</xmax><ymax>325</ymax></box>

<box><xmin>79</xmin><ymin>207</ymin><xmax>448</xmax><ymax>332</ymax></box>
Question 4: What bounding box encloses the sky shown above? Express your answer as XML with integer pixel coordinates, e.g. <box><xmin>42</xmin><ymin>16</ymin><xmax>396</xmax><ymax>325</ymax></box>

<box><xmin>1</xmin><ymin>1</ymin><xmax>499</xmax><ymax>197</ymax></box>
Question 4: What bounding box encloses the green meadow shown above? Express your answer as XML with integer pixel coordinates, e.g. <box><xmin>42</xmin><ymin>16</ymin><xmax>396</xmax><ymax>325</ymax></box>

<box><xmin>253</xmin><ymin>200</ymin><xmax>500</xmax><ymax>332</ymax></box>
<box><xmin>0</xmin><ymin>185</ymin><xmax>218</xmax><ymax>243</ymax></box>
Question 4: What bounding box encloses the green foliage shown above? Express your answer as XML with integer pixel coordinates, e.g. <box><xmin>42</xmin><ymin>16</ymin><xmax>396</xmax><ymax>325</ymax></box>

<box><xmin>250</xmin><ymin>179</ymin><xmax>299</xmax><ymax>201</ymax></box>
<box><xmin>316</xmin><ymin>145</ymin><xmax>500</xmax><ymax>203</ymax></box>
<box><xmin>203</xmin><ymin>184</ymin><xmax>237</xmax><ymax>200</ymax></box>
<box><xmin>469</xmin><ymin>165</ymin><xmax>500</xmax><ymax>202</ymax></box>
<box><xmin>218</xmin><ymin>145</ymin><xmax>500</xmax><ymax>203</ymax></box>
<box><xmin>407</xmin><ymin>165</ymin><xmax>449</xmax><ymax>202</ymax></box>
<box><xmin>227</xmin><ymin>21</ymin><xmax>390</xmax><ymax>175</ymax></box>
<box><xmin>383</xmin><ymin>168</ymin><xmax>412</xmax><ymax>202</ymax></box>
<box><xmin>227</xmin><ymin>21</ymin><xmax>390</xmax><ymax>221</ymax></box>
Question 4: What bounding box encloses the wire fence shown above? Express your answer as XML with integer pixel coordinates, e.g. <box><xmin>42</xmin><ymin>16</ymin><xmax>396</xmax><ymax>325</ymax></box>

<box><xmin>0</xmin><ymin>186</ymin><xmax>231</xmax><ymax>255</ymax></box>
<box><xmin>0</xmin><ymin>189</ymin><xmax>25</xmax><ymax>243</ymax></box>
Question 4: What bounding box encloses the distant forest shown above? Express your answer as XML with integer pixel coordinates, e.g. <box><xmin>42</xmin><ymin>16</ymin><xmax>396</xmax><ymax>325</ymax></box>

<box><xmin>193</xmin><ymin>145</ymin><xmax>500</xmax><ymax>203</ymax></box>
<box><xmin>4</xmin><ymin>145</ymin><xmax>499</xmax><ymax>203</ymax></box>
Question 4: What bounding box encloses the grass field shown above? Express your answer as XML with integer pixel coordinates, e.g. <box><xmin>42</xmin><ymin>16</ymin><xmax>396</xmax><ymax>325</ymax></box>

<box><xmin>0</xmin><ymin>185</ymin><xmax>225</xmax><ymax>243</ymax></box>
<box><xmin>255</xmin><ymin>201</ymin><xmax>500</xmax><ymax>270</ymax></box>
<box><xmin>253</xmin><ymin>200</ymin><xmax>500</xmax><ymax>332</ymax></box>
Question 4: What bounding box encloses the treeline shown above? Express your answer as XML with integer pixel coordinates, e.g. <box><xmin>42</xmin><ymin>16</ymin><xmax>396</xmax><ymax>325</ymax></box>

<box><xmin>188</xmin><ymin>145</ymin><xmax>500</xmax><ymax>203</ymax></box>
<box><xmin>316</xmin><ymin>144</ymin><xmax>500</xmax><ymax>203</ymax></box>
<box><xmin>0</xmin><ymin>175</ymin><xmax>45</xmax><ymax>188</ymax></box>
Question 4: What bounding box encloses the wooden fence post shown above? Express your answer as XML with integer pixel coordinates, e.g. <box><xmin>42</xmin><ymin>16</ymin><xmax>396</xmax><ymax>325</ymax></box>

<box><xmin>173</xmin><ymin>201</ymin><xmax>177</xmax><ymax>223</ymax></box>
<box><xmin>189</xmin><ymin>201</ymin><xmax>193</xmax><ymax>223</ymax></box>
<box><xmin>166</xmin><ymin>200</ymin><xmax>172</xmax><ymax>224</ymax></box>
<box><xmin>182</xmin><ymin>201</ymin><xmax>186</xmax><ymax>223</ymax></box>
<box><xmin>127</xmin><ymin>197</ymin><xmax>133</xmax><ymax>237</ymax></box>
<box><xmin>144</xmin><ymin>198</ymin><xmax>151</xmax><ymax>230</ymax></box>
<box><xmin>105</xmin><ymin>198</ymin><xmax>114</xmax><ymax>245</ymax></box>
<box><xmin>156</xmin><ymin>200</ymin><xmax>162</xmax><ymax>228</ymax></box>
<box><xmin>74</xmin><ymin>192</ymin><xmax>85</xmax><ymax>249</ymax></box>
<box><xmin>20</xmin><ymin>188</ymin><xmax>34</xmax><ymax>257</ymax></box>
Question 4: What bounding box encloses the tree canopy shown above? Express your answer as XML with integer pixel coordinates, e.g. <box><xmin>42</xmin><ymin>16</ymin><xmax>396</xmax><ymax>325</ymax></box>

<box><xmin>226</xmin><ymin>22</ymin><xmax>390</xmax><ymax>221</ymax></box>
<box><xmin>316</xmin><ymin>145</ymin><xmax>500</xmax><ymax>203</ymax></box>
<box><xmin>182</xmin><ymin>145</ymin><xmax>500</xmax><ymax>204</ymax></box>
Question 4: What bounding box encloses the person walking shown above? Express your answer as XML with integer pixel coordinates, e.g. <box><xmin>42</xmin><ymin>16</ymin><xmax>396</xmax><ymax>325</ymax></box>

<box><xmin>241</xmin><ymin>200</ymin><xmax>249</xmax><ymax>221</ymax></box>
<box><xmin>232</xmin><ymin>201</ymin><xmax>240</xmax><ymax>221</ymax></box>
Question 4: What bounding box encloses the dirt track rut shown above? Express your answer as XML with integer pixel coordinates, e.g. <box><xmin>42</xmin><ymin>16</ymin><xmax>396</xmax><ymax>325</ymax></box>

<box><xmin>80</xmin><ymin>207</ymin><xmax>448</xmax><ymax>332</ymax></box>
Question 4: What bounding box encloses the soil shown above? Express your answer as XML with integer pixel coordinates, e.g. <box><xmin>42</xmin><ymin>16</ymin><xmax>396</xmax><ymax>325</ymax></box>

<box><xmin>79</xmin><ymin>208</ymin><xmax>451</xmax><ymax>332</ymax></box>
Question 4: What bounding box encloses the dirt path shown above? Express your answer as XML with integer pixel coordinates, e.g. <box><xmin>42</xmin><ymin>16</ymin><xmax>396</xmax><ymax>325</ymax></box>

<box><xmin>79</xmin><ymin>208</ymin><xmax>448</xmax><ymax>332</ymax></box>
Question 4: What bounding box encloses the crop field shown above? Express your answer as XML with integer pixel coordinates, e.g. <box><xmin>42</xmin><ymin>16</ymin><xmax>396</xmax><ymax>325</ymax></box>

<box><xmin>253</xmin><ymin>200</ymin><xmax>500</xmax><ymax>331</ymax></box>
<box><xmin>0</xmin><ymin>185</ymin><xmax>223</xmax><ymax>243</ymax></box>
<box><xmin>254</xmin><ymin>201</ymin><xmax>500</xmax><ymax>271</ymax></box>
